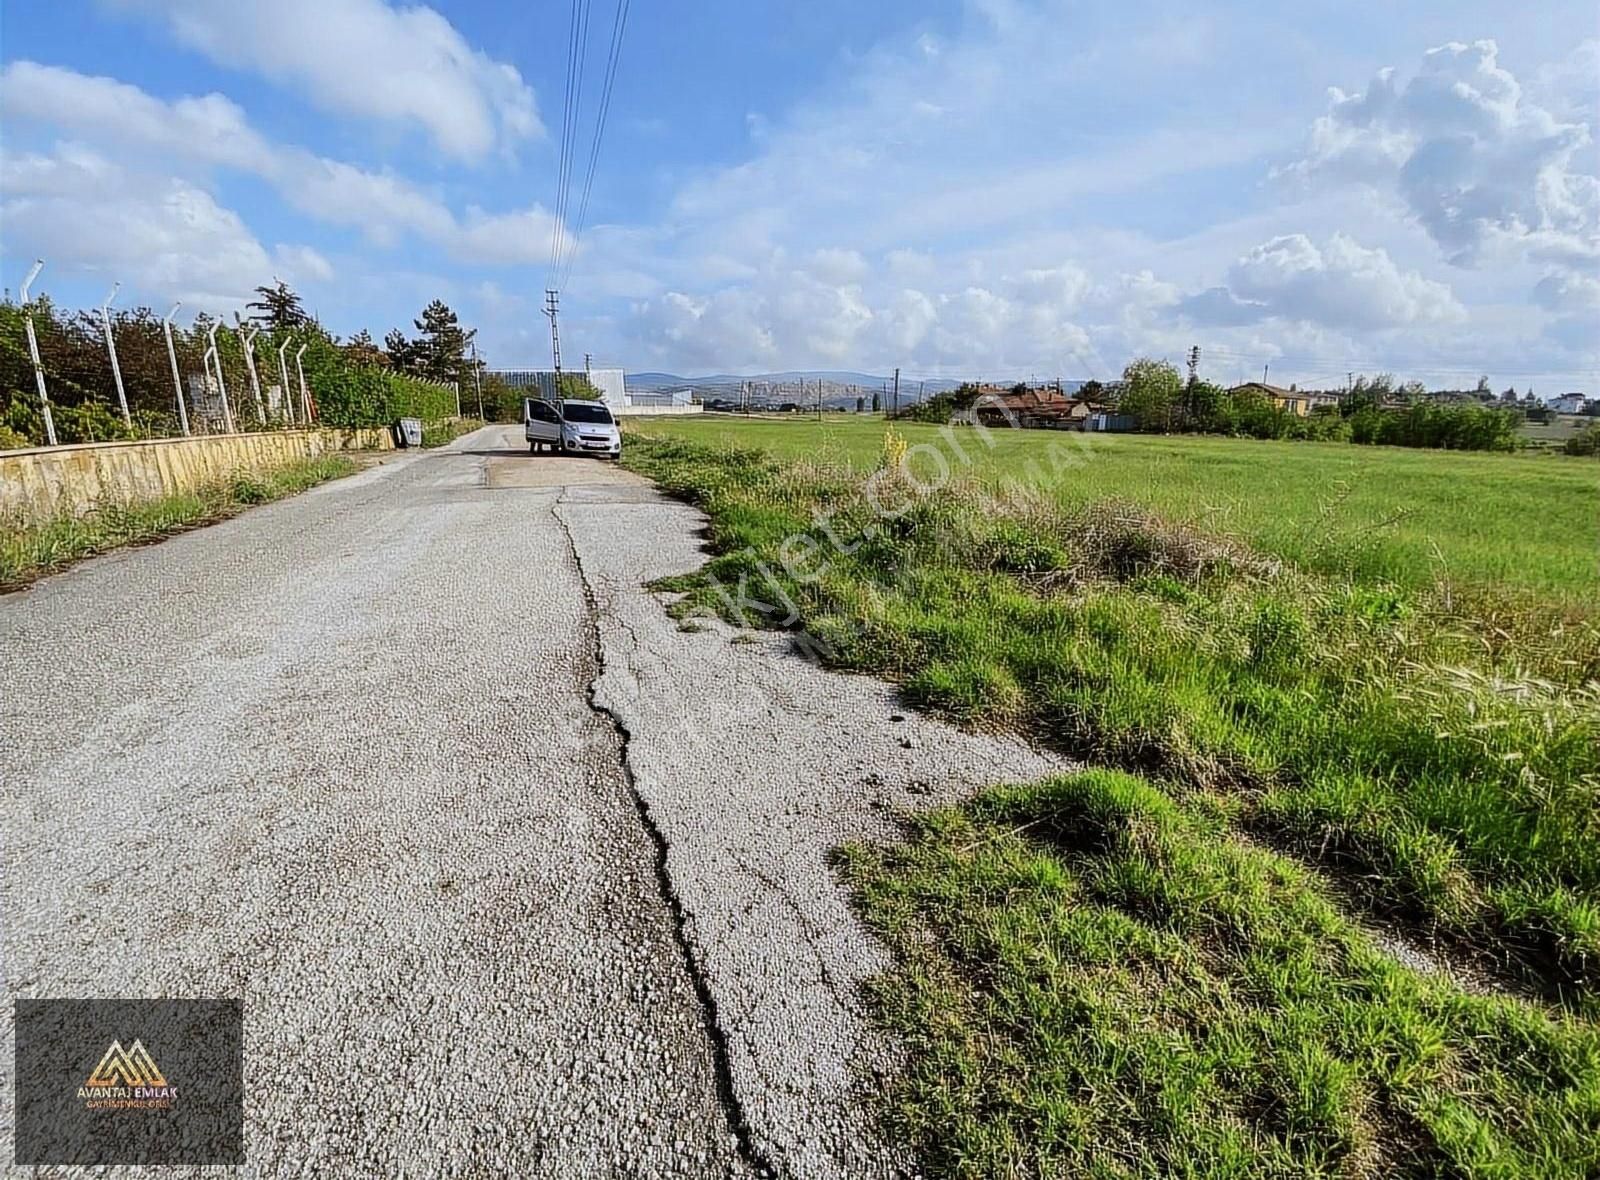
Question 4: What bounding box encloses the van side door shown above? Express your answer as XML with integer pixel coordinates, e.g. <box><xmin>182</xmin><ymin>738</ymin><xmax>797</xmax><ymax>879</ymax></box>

<box><xmin>525</xmin><ymin>398</ymin><xmax>561</xmax><ymax>444</ymax></box>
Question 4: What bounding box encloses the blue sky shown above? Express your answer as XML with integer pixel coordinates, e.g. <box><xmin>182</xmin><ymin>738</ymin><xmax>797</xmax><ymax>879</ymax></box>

<box><xmin>2</xmin><ymin>0</ymin><xmax>1596</xmax><ymax>390</ymax></box>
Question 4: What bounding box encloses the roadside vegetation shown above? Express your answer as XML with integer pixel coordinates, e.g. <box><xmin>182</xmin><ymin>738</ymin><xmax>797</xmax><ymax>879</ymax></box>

<box><xmin>843</xmin><ymin>770</ymin><xmax>1600</xmax><ymax>1178</ymax></box>
<box><xmin>0</xmin><ymin>454</ymin><xmax>358</xmax><ymax>590</ymax></box>
<box><xmin>627</xmin><ymin>417</ymin><xmax>1600</xmax><ymax>605</ymax></box>
<box><xmin>420</xmin><ymin>417</ymin><xmax>486</xmax><ymax>447</ymax></box>
<box><xmin>1</xmin><ymin>282</ymin><xmax>472</xmax><ymax>447</ymax></box>
<box><xmin>623</xmin><ymin>418</ymin><xmax>1600</xmax><ymax>1175</ymax></box>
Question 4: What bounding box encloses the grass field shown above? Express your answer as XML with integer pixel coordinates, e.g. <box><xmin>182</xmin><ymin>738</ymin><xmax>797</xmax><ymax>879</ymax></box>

<box><xmin>622</xmin><ymin>416</ymin><xmax>1600</xmax><ymax>1177</ymax></box>
<box><xmin>628</xmin><ymin>416</ymin><xmax>1599</xmax><ymax>606</ymax></box>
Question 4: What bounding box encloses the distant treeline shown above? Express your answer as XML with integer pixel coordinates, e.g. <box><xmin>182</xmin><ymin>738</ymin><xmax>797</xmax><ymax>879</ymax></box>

<box><xmin>900</xmin><ymin>364</ymin><xmax>1526</xmax><ymax>453</ymax></box>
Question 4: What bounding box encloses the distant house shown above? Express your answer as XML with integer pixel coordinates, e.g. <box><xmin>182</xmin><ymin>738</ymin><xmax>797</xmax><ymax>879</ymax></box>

<box><xmin>1227</xmin><ymin>382</ymin><xmax>1339</xmax><ymax>417</ymax></box>
<box><xmin>1549</xmin><ymin>392</ymin><xmax>1589</xmax><ymax>414</ymax></box>
<box><xmin>972</xmin><ymin>385</ymin><xmax>1087</xmax><ymax>428</ymax></box>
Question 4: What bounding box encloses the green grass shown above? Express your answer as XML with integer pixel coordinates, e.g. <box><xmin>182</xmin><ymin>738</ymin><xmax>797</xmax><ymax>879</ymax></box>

<box><xmin>620</xmin><ymin>421</ymin><xmax>1600</xmax><ymax>1174</ymax></box>
<box><xmin>627</xmin><ymin>417</ymin><xmax>1600</xmax><ymax>608</ymax></box>
<box><xmin>842</xmin><ymin>770</ymin><xmax>1600</xmax><ymax>1179</ymax></box>
<box><xmin>623</xmin><ymin>427</ymin><xmax>1600</xmax><ymax>985</ymax></box>
<box><xmin>0</xmin><ymin>453</ymin><xmax>359</xmax><ymax>589</ymax></box>
<box><xmin>420</xmin><ymin>417</ymin><xmax>486</xmax><ymax>447</ymax></box>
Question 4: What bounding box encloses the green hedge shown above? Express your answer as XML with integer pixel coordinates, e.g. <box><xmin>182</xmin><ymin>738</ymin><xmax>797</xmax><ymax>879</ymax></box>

<box><xmin>297</xmin><ymin>334</ymin><xmax>456</xmax><ymax>427</ymax></box>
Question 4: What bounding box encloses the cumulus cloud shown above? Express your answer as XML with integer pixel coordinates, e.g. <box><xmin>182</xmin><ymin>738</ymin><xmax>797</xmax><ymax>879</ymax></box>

<box><xmin>109</xmin><ymin>0</ymin><xmax>540</xmax><ymax>159</ymax></box>
<box><xmin>626</xmin><ymin>254</ymin><xmax>1110</xmax><ymax>374</ymax></box>
<box><xmin>1182</xmin><ymin>233</ymin><xmax>1464</xmax><ymax>331</ymax></box>
<box><xmin>0</xmin><ymin>62</ymin><xmax>560</xmax><ymax>260</ymax></box>
<box><xmin>0</xmin><ymin>146</ymin><xmax>326</xmax><ymax>304</ymax></box>
<box><xmin>1282</xmin><ymin>40</ymin><xmax>1598</xmax><ymax>270</ymax></box>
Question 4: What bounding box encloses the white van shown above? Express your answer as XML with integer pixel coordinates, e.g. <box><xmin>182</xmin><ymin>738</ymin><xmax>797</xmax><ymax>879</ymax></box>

<box><xmin>523</xmin><ymin>398</ymin><xmax>622</xmax><ymax>458</ymax></box>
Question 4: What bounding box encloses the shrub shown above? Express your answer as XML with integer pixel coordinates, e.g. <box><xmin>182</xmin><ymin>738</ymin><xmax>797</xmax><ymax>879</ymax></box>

<box><xmin>1565</xmin><ymin>423</ymin><xmax>1600</xmax><ymax>457</ymax></box>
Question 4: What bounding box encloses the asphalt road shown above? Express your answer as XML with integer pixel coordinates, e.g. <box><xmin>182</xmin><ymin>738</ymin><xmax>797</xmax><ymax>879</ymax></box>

<box><xmin>2</xmin><ymin>425</ymin><xmax>1060</xmax><ymax>1177</ymax></box>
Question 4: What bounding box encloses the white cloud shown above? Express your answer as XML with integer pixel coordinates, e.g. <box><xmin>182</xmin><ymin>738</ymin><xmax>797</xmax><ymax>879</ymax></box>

<box><xmin>807</xmin><ymin>248</ymin><xmax>870</xmax><ymax>285</ymax></box>
<box><xmin>1282</xmin><ymin>40</ymin><xmax>1598</xmax><ymax>270</ymax></box>
<box><xmin>0</xmin><ymin>146</ymin><xmax>325</xmax><ymax>305</ymax></box>
<box><xmin>0</xmin><ymin>62</ymin><xmax>561</xmax><ymax>261</ymax></box>
<box><xmin>1182</xmin><ymin>233</ymin><xmax>1464</xmax><ymax>331</ymax></box>
<box><xmin>109</xmin><ymin>0</ymin><xmax>540</xmax><ymax>159</ymax></box>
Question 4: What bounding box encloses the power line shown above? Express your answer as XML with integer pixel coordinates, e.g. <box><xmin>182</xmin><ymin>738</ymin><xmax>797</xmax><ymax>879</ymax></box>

<box><xmin>549</xmin><ymin>0</ymin><xmax>591</xmax><ymax>285</ymax></box>
<box><xmin>560</xmin><ymin>0</ymin><xmax>630</xmax><ymax>291</ymax></box>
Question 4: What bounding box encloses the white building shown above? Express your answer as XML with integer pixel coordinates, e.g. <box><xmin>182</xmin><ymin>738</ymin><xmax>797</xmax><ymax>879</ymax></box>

<box><xmin>1549</xmin><ymin>392</ymin><xmax>1589</xmax><ymax>414</ymax></box>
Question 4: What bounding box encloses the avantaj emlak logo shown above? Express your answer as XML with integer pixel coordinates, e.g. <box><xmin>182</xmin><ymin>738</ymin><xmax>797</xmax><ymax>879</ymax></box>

<box><xmin>78</xmin><ymin>1039</ymin><xmax>178</xmax><ymax>1110</ymax></box>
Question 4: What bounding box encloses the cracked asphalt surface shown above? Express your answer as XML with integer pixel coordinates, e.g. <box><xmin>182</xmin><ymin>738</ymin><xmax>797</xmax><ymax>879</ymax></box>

<box><xmin>2</xmin><ymin>425</ymin><xmax>1062</xmax><ymax>1176</ymax></box>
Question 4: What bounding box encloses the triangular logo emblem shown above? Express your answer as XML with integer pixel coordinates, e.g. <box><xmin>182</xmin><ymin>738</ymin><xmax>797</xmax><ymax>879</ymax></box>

<box><xmin>86</xmin><ymin>1039</ymin><xmax>168</xmax><ymax>1088</ymax></box>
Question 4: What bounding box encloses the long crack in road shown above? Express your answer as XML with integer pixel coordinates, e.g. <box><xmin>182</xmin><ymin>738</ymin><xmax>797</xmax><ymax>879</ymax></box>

<box><xmin>1</xmin><ymin>426</ymin><xmax>1063</xmax><ymax>1177</ymax></box>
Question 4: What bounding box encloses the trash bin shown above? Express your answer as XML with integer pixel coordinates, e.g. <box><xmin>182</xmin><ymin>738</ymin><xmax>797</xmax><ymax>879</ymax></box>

<box><xmin>395</xmin><ymin>418</ymin><xmax>423</xmax><ymax>448</ymax></box>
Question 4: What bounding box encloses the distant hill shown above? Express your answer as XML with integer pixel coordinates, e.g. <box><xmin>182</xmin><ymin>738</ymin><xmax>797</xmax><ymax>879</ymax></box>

<box><xmin>627</xmin><ymin>369</ymin><xmax>969</xmax><ymax>394</ymax></box>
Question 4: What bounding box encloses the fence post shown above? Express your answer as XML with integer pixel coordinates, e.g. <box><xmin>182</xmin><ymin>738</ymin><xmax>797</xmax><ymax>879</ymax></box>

<box><xmin>205</xmin><ymin>321</ymin><xmax>235</xmax><ymax>433</ymax></box>
<box><xmin>19</xmin><ymin>259</ymin><xmax>57</xmax><ymax>446</ymax></box>
<box><xmin>163</xmin><ymin>302</ymin><xmax>190</xmax><ymax>436</ymax></box>
<box><xmin>295</xmin><ymin>344</ymin><xmax>312</xmax><ymax>423</ymax></box>
<box><xmin>99</xmin><ymin>283</ymin><xmax>132</xmax><ymax>428</ymax></box>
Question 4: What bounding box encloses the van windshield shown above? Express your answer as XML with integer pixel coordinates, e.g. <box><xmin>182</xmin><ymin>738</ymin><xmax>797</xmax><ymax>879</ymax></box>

<box><xmin>562</xmin><ymin>402</ymin><xmax>613</xmax><ymax>424</ymax></box>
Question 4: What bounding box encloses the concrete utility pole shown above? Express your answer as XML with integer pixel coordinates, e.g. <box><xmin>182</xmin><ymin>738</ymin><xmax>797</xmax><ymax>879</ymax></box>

<box><xmin>163</xmin><ymin>302</ymin><xmax>190</xmax><ymax>437</ymax></box>
<box><xmin>544</xmin><ymin>289</ymin><xmax>563</xmax><ymax>394</ymax></box>
<box><xmin>294</xmin><ymin>344</ymin><xmax>310</xmax><ymax>423</ymax></box>
<box><xmin>234</xmin><ymin>314</ymin><xmax>265</xmax><ymax>424</ymax></box>
<box><xmin>816</xmin><ymin>379</ymin><xmax>822</xmax><ymax>421</ymax></box>
<box><xmin>206</xmin><ymin>320</ymin><xmax>234</xmax><ymax>433</ymax></box>
<box><xmin>20</xmin><ymin>259</ymin><xmax>57</xmax><ymax>446</ymax></box>
<box><xmin>101</xmin><ymin>283</ymin><xmax>131</xmax><ymax>428</ymax></box>
<box><xmin>892</xmin><ymin>367</ymin><xmax>900</xmax><ymax>418</ymax></box>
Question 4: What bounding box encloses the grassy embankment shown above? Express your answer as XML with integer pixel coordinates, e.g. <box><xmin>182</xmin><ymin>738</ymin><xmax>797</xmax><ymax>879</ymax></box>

<box><xmin>1</xmin><ymin>453</ymin><xmax>358</xmax><ymax>590</ymax></box>
<box><xmin>623</xmin><ymin>416</ymin><xmax>1600</xmax><ymax>1177</ymax></box>
<box><xmin>420</xmin><ymin>417</ymin><xmax>487</xmax><ymax>447</ymax></box>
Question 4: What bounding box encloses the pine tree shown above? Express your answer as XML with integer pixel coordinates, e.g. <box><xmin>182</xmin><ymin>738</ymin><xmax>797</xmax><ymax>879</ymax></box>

<box><xmin>247</xmin><ymin>281</ymin><xmax>309</xmax><ymax>330</ymax></box>
<box><xmin>412</xmin><ymin>300</ymin><xmax>467</xmax><ymax>385</ymax></box>
<box><xmin>383</xmin><ymin>328</ymin><xmax>420</xmax><ymax>375</ymax></box>
<box><xmin>342</xmin><ymin>329</ymin><xmax>385</xmax><ymax>368</ymax></box>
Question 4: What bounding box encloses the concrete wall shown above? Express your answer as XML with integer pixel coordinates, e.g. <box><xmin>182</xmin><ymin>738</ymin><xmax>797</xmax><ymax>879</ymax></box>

<box><xmin>1</xmin><ymin>428</ymin><xmax>392</xmax><ymax>521</ymax></box>
<box><xmin>615</xmin><ymin>404</ymin><xmax>704</xmax><ymax>417</ymax></box>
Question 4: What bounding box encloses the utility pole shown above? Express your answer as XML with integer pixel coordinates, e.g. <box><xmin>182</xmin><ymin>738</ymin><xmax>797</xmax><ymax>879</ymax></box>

<box><xmin>163</xmin><ymin>302</ymin><xmax>190</xmax><ymax>437</ymax></box>
<box><xmin>101</xmin><ymin>283</ymin><xmax>131</xmax><ymax>428</ymax></box>
<box><xmin>816</xmin><ymin>379</ymin><xmax>822</xmax><ymax>422</ymax></box>
<box><xmin>544</xmin><ymin>289</ymin><xmax>562</xmax><ymax>398</ymax></box>
<box><xmin>1263</xmin><ymin>362</ymin><xmax>1270</xmax><ymax>385</ymax></box>
<box><xmin>20</xmin><ymin>260</ymin><xmax>57</xmax><ymax>446</ymax></box>
<box><xmin>892</xmin><ymin>367</ymin><xmax>900</xmax><ymax>418</ymax></box>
